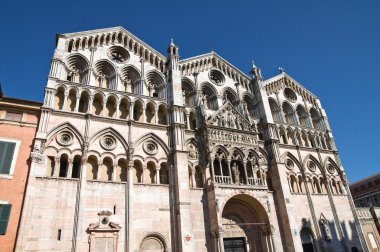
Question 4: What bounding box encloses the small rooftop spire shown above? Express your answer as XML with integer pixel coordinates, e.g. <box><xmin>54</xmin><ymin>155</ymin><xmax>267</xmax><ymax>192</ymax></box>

<box><xmin>252</xmin><ymin>60</ymin><xmax>257</xmax><ymax>69</ymax></box>
<box><xmin>170</xmin><ymin>37</ymin><xmax>174</xmax><ymax>46</ymax></box>
<box><xmin>279</xmin><ymin>67</ymin><xmax>285</xmax><ymax>74</ymax></box>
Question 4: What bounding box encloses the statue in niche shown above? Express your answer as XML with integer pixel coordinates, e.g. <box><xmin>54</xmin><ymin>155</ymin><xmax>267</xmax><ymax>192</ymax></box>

<box><xmin>319</xmin><ymin>216</ymin><xmax>332</xmax><ymax>241</ymax></box>
<box><xmin>188</xmin><ymin>144</ymin><xmax>197</xmax><ymax>159</ymax></box>
<box><xmin>69</xmin><ymin>66</ymin><xmax>80</xmax><ymax>83</ymax></box>
<box><xmin>232</xmin><ymin>163</ymin><xmax>240</xmax><ymax>184</ymax></box>
<box><xmin>122</xmin><ymin>77</ymin><xmax>132</xmax><ymax>92</ymax></box>
<box><xmin>202</xmin><ymin>94</ymin><xmax>208</xmax><ymax>109</ymax></box>
<box><xmin>222</xmin><ymin>93</ymin><xmax>227</xmax><ymax>104</ymax></box>
<box><xmin>227</xmin><ymin>113</ymin><xmax>235</xmax><ymax>128</ymax></box>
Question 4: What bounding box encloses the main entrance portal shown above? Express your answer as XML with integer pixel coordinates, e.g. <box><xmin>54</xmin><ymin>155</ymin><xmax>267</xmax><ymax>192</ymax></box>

<box><xmin>224</xmin><ymin>238</ymin><xmax>246</xmax><ymax>252</ymax></box>
<box><xmin>219</xmin><ymin>194</ymin><xmax>275</xmax><ymax>252</ymax></box>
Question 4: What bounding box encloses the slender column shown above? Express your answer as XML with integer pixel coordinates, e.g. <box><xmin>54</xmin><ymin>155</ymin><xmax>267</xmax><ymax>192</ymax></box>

<box><xmin>186</xmin><ymin>113</ymin><xmax>190</xmax><ymax>129</ymax></box>
<box><xmin>67</xmin><ymin>159</ymin><xmax>73</xmax><ymax>178</ymax></box>
<box><xmin>156</xmin><ymin>168</ymin><xmax>160</xmax><ymax>184</ymax></box>
<box><xmin>243</xmin><ymin>161</ymin><xmax>248</xmax><ymax>184</ymax></box>
<box><xmin>191</xmin><ymin>167</ymin><xmax>196</xmax><ymax>188</ymax></box>
<box><xmin>218</xmin><ymin>229</ymin><xmax>225</xmax><ymax>252</ymax></box>
<box><xmin>63</xmin><ymin>91</ymin><xmax>69</xmax><ymax>111</ymax></box>
<box><xmin>129</xmin><ymin>102</ymin><xmax>134</xmax><ymax>120</ymax></box>
<box><xmin>143</xmin><ymin>105</ymin><xmax>146</xmax><ymax>123</ymax></box>
<box><xmin>116</xmin><ymin>100</ymin><xmax>120</xmax><ymax>119</ymax></box>
<box><xmin>112</xmin><ymin>164</ymin><xmax>117</xmax><ymax>182</ymax></box>
<box><xmin>88</xmin><ymin>96</ymin><xmax>94</xmax><ymax>114</ymax></box>
<box><xmin>227</xmin><ymin>159</ymin><xmax>232</xmax><ymax>184</ymax></box>
<box><xmin>126</xmin><ymin>160</ymin><xmax>134</xmax><ymax>252</ymax></box>
<box><xmin>53</xmin><ymin>158</ymin><xmax>60</xmax><ymax>177</ymax></box>
<box><xmin>155</xmin><ymin>107</ymin><xmax>158</xmax><ymax>124</ymax></box>
<box><xmin>74</xmin><ymin>95</ymin><xmax>80</xmax><ymax>112</ymax></box>
<box><xmin>218</xmin><ymin>159</ymin><xmax>223</xmax><ymax>176</ymax></box>
<box><xmin>102</xmin><ymin>101</ymin><xmax>107</xmax><ymax>117</ymax></box>
<box><xmin>287</xmin><ymin>177</ymin><xmax>292</xmax><ymax>193</ymax></box>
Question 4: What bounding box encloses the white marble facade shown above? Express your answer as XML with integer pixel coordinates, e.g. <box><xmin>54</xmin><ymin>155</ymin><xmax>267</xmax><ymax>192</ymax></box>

<box><xmin>16</xmin><ymin>27</ymin><xmax>366</xmax><ymax>252</ymax></box>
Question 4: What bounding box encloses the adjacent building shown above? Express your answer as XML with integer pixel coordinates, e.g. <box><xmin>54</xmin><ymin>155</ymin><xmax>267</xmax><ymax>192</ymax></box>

<box><xmin>351</xmin><ymin>173</ymin><xmax>380</xmax><ymax>251</ymax></box>
<box><xmin>15</xmin><ymin>27</ymin><xmax>367</xmax><ymax>252</ymax></box>
<box><xmin>0</xmin><ymin>84</ymin><xmax>41</xmax><ymax>251</ymax></box>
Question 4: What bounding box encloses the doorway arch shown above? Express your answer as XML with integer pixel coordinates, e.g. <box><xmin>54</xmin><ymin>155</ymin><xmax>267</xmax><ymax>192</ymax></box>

<box><xmin>221</xmin><ymin>194</ymin><xmax>274</xmax><ymax>252</ymax></box>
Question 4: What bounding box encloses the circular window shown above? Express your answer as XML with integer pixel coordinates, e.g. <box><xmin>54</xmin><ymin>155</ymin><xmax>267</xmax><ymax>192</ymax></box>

<box><xmin>57</xmin><ymin>131</ymin><xmax>73</xmax><ymax>146</ymax></box>
<box><xmin>107</xmin><ymin>46</ymin><xmax>129</xmax><ymax>63</ymax></box>
<box><xmin>284</xmin><ymin>88</ymin><xmax>297</xmax><ymax>102</ymax></box>
<box><xmin>143</xmin><ymin>141</ymin><xmax>158</xmax><ymax>155</ymax></box>
<box><xmin>307</xmin><ymin>160</ymin><xmax>316</xmax><ymax>172</ymax></box>
<box><xmin>100</xmin><ymin>135</ymin><xmax>116</xmax><ymax>150</ymax></box>
<box><xmin>101</xmin><ymin>217</ymin><xmax>109</xmax><ymax>225</ymax></box>
<box><xmin>285</xmin><ymin>158</ymin><xmax>294</xmax><ymax>170</ymax></box>
<box><xmin>209</xmin><ymin>69</ymin><xmax>225</xmax><ymax>85</ymax></box>
<box><xmin>327</xmin><ymin>164</ymin><xmax>335</xmax><ymax>174</ymax></box>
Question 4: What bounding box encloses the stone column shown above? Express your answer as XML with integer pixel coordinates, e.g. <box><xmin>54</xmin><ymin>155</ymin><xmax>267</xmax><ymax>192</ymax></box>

<box><xmin>186</xmin><ymin>113</ymin><xmax>190</xmax><ymax>129</ymax></box>
<box><xmin>210</xmin><ymin>158</ymin><xmax>215</xmax><ymax>181</ymax></box>
<box><xmin>116</xmin><ymin>99</ymin><xmax>120</xmax><ymax>119</ymax></box>
<box><xmin>67</xmin><ymin>159</ymin><xmax>73</xmax><ymax>178</ymax></box>
<box><xmin>218</xmin><ymin>228</ymin><xmax>225</xmax><ymax>252</ymax></box>
<box><xmin>75</xmin><ymin>95</ymin><xmax>80</xmax><ymax>112</ymax></box>
<box><xmin>102</xmin><ymin>101</ymin><xmax>107</xmax><ymax>117</ymax></box>
<box><xmin>142</xmin><ymin>105</ymin><xmax>146</xmax><ymax>123</ymax></box>
<box><xmin>156</xmin><ymin>167</ymin><xmax>160</xmax><ymax>184</ymax></box>
<box><xmin>227</xmin><ymin>159</ymin><xmax>232</xmax><ymax>184</ymax></box>
<box><xmin>63</xmin><ymin>91</ymin><xmax>69</xmax><ymax>111</ymax></box>
<box><xmin>112</xmin><ymin>164</ymin><xmax>117</xmax><ymax>182</ymax></box>
<box><xmin>88</xmin><ymin>95</ymin><xmax>94</xmax><ymax>114</ymax></box>
<box><xmin>242</xmin><ymin>161</ymin><xmax>248</xmax><ymax>185</ymax></box>
<box><xmin>129</xmin><ymin>102</ymin><xmax>134</xmax><ymax>121</ymax></box>
<box><xmin>53</xmin><ymin>158</ymin><xmax>60</xmax><ymax>177</ymax></box>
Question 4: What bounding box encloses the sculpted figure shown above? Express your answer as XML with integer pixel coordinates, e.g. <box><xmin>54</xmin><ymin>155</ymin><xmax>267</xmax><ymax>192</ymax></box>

<box><xmin>319</xmin><ymin>217</ymin><xmax>332</xmax><ymax>241</ymax></box>
<box><xmin>232</xmin><ymin>163</ymin><xmax>240</xmax><ymax>184</ymax></box>
<box><xmin>188</xmin><ymin>144</ymin><xmax>197</xmax><ymax>159</ymax></box>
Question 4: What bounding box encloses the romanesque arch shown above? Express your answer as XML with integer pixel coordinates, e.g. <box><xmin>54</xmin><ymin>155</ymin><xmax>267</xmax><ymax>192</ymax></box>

<box><xmin>221</xmin><ymin>194</ymin><xmax>274</xmax><ymax>252</ymax></box>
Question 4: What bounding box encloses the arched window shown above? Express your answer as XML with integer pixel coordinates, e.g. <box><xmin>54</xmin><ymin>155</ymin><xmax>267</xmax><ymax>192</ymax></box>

<box><xmin>310</xmin><ymin>108</ymin><xmax>326</xmax><ymax>131</ymax></box>
<box><xmin>290</xmin><ymin>175</ymin><xmax>299</xmax><ymax>193</ymax></box>
<box><xmin>66</xmin><ymin>89</ymin><xmax>77</xmax><ymax>112</ymax></box>
<box><xmin>120</xmin><ymin>66</ymin><xmax>141</xmax><ymax>94</ymax></box>
<box><xmin>86</xmin><ymin>155</ymin><xmax>99</xmax><ymax>180</ymax></box>
<box><xmin>133</xmin><ymin>160</ymin><xmax>143</xmax><ymax>183</ymax></box>
<box><xmin>201</xmin><ymin>83</ymin><xmax>218</xmax><ymax>110</ymax></box>
<box><xmin>296</xmin><ymin>105</ymin><xmax>312</xmax><ymax>127</ymax></box>
<box><xmin>269</xmin><ymin>99</ymin><xmax>283</xmax><ymax>123</ymax></box>
<box><xmin>105</xmin><ymin>96</ymin><xmax>117</xmax><ymax>118</ymax></box>
<box><xmin>115</xmin><ymin>159</ymin><xmax>127</xmax><ymax>182</ymax></box>
<box><xmin>119</xmin><ymin>98</ymin><xmax>129</xmax><ymax>119</ymax></box>
<box><xmin>92</xmin><ymin>93</ymin><xmax>103</xmax><ymax>116</ymax></box>
<box><xmin>222</xmin><ymin>88</ymin><xmax>238</xmax><ymax>105</ymax></box>
<box><xmin>59</xmin><ymin>154</ymin><xmax>69</xmax><ymax>178</ymax></box>
<box><xmin>94</xmin><ymin>61</ymin><xmax>117</xmax><ymax>89</ymax></box>
<box><xmin>78</xmin><ymin>91</ymin><xmax>89</xmax><ymax>113</ymax></box>
<box><xmin>243</xmin><ymin>94</ymin><xmax>258</xmax><ymax>119</ymax></box>
<box><xmin>283</xmin><ymin>103</ymin><xmax>298</xmax><ymax>125</ymax></box>
<box><xmin>71</xmin><ymin>155</ymin><xmax>82</xmax><ymax>179</ymax></box>
<box><xmin>157</xmin><ymin>104</ymin><xmax>167</xmax><ymax>125</ymax></box>
<box><xmin>147</xmin><ymin>71</ymin><xmax>166</xmax><ymax>98</ymax></box>
<box><xmin>181</xmin><ymin>78</ymin><xmax>196</xmax><ymax>106</ymax></box>
<box><xmin>145</xmin><ymin>162</ymin><xmax>156</xmax><ymax>184</ymax></box>
<box><xmin>65</xmin><ymin>54</ymin><xmax>89</xmax><ymax>84</ymax></box>
<box><xmin>101</xmin><ymin>157</ymin><xmax>113</xmax><ymax>181</ymax></box>
<box><xmin>159</xmin><ymin>163</ymin><xmax>169</xmax><ymax>184</ymax></box>
<box><xmin>133</xmin><ymin>100</ymin><xmax>143</xmax><ymax>122</ymax></box>
<box><xmin>145</xmin><ymin>102</ymin><xmax>156</xmax><ymax>123</ymax></box>
<box><xmin>54</xmin><ymin>87</ymin><xmax>65</xmax><ymax>110</ymax></box>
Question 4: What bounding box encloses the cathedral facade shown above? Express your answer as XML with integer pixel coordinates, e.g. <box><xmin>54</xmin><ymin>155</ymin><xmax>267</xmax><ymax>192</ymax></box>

<box><xmin>16</xmin><ymin>27</ymin><xmax>366</xmax><ymax>252</ymax></box>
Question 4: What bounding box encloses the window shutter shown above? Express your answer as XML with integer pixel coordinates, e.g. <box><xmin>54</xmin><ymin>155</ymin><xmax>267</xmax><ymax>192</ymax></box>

<box><xmin>0</xmin><ymin>204</ymin><xmax>12</xmax><ymax>235</ymax></box>
<box><xmin>0</xmin><ymin>141</ymin><xmax>16</xmax><ymax>174</ymax></box>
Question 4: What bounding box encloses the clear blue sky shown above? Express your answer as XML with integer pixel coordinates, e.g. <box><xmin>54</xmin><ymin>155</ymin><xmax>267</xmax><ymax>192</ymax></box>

<box><xmin>0</xmin><ymin>0</ymin><xmax>378</xmax><ymax>182</ymax></box>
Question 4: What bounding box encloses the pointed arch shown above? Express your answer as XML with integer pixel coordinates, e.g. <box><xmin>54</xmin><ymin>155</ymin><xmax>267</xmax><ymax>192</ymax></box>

<box><xmin>280</xmin><ymin>151</ymin><xmax>303</xmax><ymax>171</ymax></box>
<box><xmin>133</xmin><ymin>133</ymin><xmax>169</xmax><ymax>156</ymax></box>
<box><xmin>46</xmin><ymin>122</ymin><xmax>84</xmax><ymax>146</ymax></box>
<box><xmin>88</xmin><ymin>127</ymin><xmax>129</xmax><ymax>152</ymax></box>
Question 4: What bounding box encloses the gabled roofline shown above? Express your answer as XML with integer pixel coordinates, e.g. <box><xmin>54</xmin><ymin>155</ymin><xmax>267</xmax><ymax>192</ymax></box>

<box><xmin>260</xmin><ymin>72</ymin><xmax>319</xmax><ymax>99</ymax></box>
<box><xmin>57</xmin><ymin>26</ymin><xmax>166</xmax><ymax>60</ymax></box>
<box><xmin>180</xmin><ymin>51</ymin><xmax>251</xmax><ymax>82</ymax></box>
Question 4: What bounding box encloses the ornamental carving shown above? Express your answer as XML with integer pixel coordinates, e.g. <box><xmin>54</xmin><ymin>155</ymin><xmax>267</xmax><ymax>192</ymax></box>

<box><xmin>143</xmin><ymin>141</ymin><xmax>158</xmax><ymax>155</ymax></box>
<box><xmin>100</xmin><ymin>135</ymin><xmax>117</xmax><ymax>150</ymax></box>
<box><xmin>208</xmin><ymin>129</ymin><xmax>257</xmax><ymax>146</ymax></box>
<box><xmin>57</xmin><ymin>131</ymin><xmax>73</xmax><ymax>146</ymax></box>
<box><xmin>207</xmin><ymin>104</ymin><xmax>254</xmax><ymax>131</ymax></box>
<box><xmin>187</xmin><ymin>143</ymin><xmax>198</xmax><ymax>159</ymax></box>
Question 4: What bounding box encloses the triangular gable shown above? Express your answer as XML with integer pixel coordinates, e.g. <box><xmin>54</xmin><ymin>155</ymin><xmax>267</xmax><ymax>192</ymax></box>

<box><xmin>59</xmin><ymin>26</ymin><xmax>167</xmax><ymax>70</ymax></box>
<box><xmin>206</xmin><ymin>102</ymin><xmax>255</xmax><ymax>132</ymax></box>
<box><xmin>180</xmin><ymin>52</ymin><xmax>251</xmax><ymax>87</ymax></box>
<box><xmin>261</xmin><ymin>72</ymin><xmax>319</xmax><ymax>107</ymax></box>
